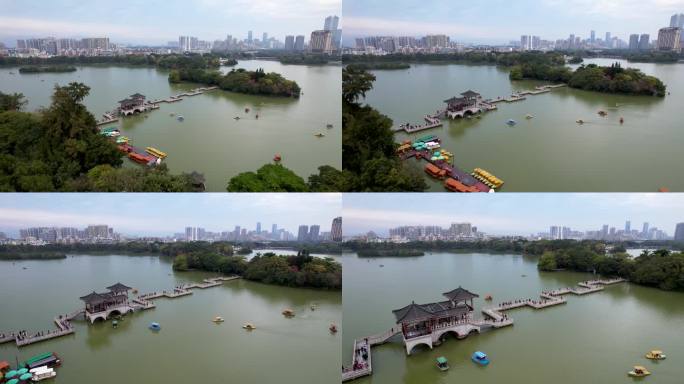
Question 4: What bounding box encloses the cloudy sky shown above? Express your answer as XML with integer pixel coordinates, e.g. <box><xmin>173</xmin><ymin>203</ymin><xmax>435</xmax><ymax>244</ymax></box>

<box><xmin>343</xmin><ymin>193</ymin><xmax>684</xmax><ymax>236</ymax></box>
<box><xmin>0</xmin><ymin>0</ymin><xmax>341</xmax><ymax>46</ymax></box>
<box><xmin>0</xmin><ymin>193</ymin><xmax>341</xmax><ymax>237</ymax></box>
<box><xmin>343</xmin><ymin>0</ymin><xmax>684</xmax><ymax>45</ymax></box>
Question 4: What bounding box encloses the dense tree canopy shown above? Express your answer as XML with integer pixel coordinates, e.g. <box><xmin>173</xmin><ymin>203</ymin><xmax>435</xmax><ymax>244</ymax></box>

<box><xmin>169</xmin><ymin>67</ymin><xmax>301</xmax><ymax>97</ymax></box>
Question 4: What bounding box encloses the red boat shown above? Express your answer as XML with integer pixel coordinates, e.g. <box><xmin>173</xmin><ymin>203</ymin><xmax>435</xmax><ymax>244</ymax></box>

<box><xmin>128</xmin><ymin>152</ymin><xmax>157</xmax><ymax>164</ymax></box>
<box><xmin>117</xmin><ymin>143</ymin><xmax>133</xmax><ymax>153</ymax></box>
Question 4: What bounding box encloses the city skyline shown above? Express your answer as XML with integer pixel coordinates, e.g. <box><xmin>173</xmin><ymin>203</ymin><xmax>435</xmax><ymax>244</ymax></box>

<box><xmin>343</xmin><ymin>193</ymin><xmax>684</xmax><ymax>237</ymax></box>
<box><xmin>342</xmin><ymin>0</ymin><xmax>684</xmax><ymax>45</ymax></box>
<box><xmin>0</xmin><ymin>193</ymin><xmax>341</xmax><ymax>237</ymax></box>
<box><xmin>0</xmin><ymin>0</ymin><xmax>341</xmax><ymax>46</ymax></box>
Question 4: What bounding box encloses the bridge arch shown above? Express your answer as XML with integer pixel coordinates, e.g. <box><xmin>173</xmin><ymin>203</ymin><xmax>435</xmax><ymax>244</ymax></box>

<box><xmin>405</xmin><ymin>339</ymin><xmax>433</xmax><ymax>355</ymax></box>
<box><xmin>90</xmin><ymin>315</ymin><xmax>106</xmax><ymax>324</ymax></box>
<box><xmin>434</xmin><ymin>329</ymin><xmax>462</xmax><ymax>341</ymax></box>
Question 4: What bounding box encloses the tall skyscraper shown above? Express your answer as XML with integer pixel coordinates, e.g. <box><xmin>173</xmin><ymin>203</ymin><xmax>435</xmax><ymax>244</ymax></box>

<box><xmin>324</xmin><ymin>15</ymin><xmax>339</xmax><ymax>31</ymax></box>
<box><xmin>323</xmin><ymin>15</ymin><xmax>342</xmax><ymax>50</ymax></box>
<box><xmin>521</xmin><ymin>35</ymin><xmax>532</xmax><ymax>50</ymax></box>
<box><xmin>625</xmin><ymin>220</ymin><xmax>631</xmax><ymax>233</ymax></box>
<box><xmin>331</xmin><ymin>217</ymin><xmax>342</xmax><ymax>242</ymax></box>
<box><xmin>670</xmin><ymin>13</ymin><xmax>684</xmax><ymax>29</ymax></box>
<box><xmin>248</xmin><ymin>30</ymin><xmax>253</xmax><ymax>44</ymax></box>
<box><xmin>256</xmin><ymin>222</ymin><xmax>261</xmax><ymax>234</ymax></box>
<box><xmin>308</xmin><ymin>225</ymin><xmax>320</xmax><ymax>242</ymax></box>
<box><xmin>294</xmin><ymin>35</ymin><xmax>305</xmax><ymax>51</ymax></box>
<box><xmin>675</xmin><ymin>222</ymin><xmax>684</xmax><ymax>241</ymax></box>
<box><xmin>639</xmin><ymin>34</ymin><xmax>650</xmax><ymax>50</ymax></box>
<box><xmin>310</xmin><ymin>30</ymin><xmax>332</xmax><ymax>53</ymax></box>
<box><xmin>642</xmin><ymin>222</ymin><xmax>649</xmax><ymax>236</ymax></box>
<box><xmin>284</xmin><ymin>35</ymin><xmax>295</xmax><ymax>50</ymax></box>
<box><xmin>629</xmin><ymin>34</ymin><xmax>640</xmax><ymax>50</ymax></box>
<box><xmin>271</xmin><ymin>224</ymin><xmax>277</xmax><ymax>236</ymax></box>
<box><xmin>550</xmin><ymin>226</ymin><xmax>560</xmax><ymax>240</ymax></box>
<box><xmin>297</xmin><ymin>225</ymin><xmax>309</xmax><ymax>242</ymax></box>
<box><xmin>657</xmin><ymin>27</ymin><xmax>682</xmax><ymax>51</ymax></box>
<box><xmin>590</xmin><ymin>30</ymin><xmax>596</xmax><ymax>43</ymax></box>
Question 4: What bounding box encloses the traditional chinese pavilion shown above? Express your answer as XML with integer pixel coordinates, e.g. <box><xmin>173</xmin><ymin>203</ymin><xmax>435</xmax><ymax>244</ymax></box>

<box><xmin>79</xmin><ymin>282</ymin><xmax>134</xmax><ymax>323</ymax></box>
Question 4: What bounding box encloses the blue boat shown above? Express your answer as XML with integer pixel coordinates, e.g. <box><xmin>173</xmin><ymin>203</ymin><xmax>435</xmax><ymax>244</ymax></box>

<box><xmin>506</xmin><ymin>119</ymin><xmax>517</xmax><ymax>126</ymax></box>
<box><xmin>148</xmin><ymin>322</ymin><xmax>161</xmax><ymax>331</ymax></box>
<box><xmin>471</xmin><ymin>351</ymin><xmax>490</xmax><ymax>366</ymax></box>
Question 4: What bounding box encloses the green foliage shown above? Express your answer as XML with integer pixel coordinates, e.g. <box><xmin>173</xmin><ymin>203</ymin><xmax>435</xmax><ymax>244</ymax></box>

<box><xmin>18</xmin><ymin>65</ymin><xmax>77</xmax><ymax>73</ymax></box>
<box><xmin>346</xmin><ymin>63</ymin><xmax>410</xmax><ymax>70</ymax></box>
<box><xmin>357</xmin><ymin>249</ymin><xmax>424</xmax><ymax>257</ymax></box>
<box><xmin>0</xmin><ymin>84</ymin><xmax>201</xmax><ymax>192</ymax></box>
<box><xmin>169</xmin><ymin>65</ymin><xmax>301</xmax><ymax>97</ymax></box>
<box><xmin>279</xmin><ymin>54</ymin><xmax>330</xmax><ymax>65</ymax></box>
<box><xmin>227</xmin><ymin>164</ymin><xmax>309</xmax><ymax>192</ymax></box>
<box><xmin>307</xmin><ymin>165</ymin><xmax>355</xmax><ymax>192</ymax></box>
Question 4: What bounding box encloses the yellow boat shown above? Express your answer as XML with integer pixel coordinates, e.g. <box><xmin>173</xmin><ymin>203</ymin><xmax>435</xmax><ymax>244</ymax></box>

<box><xmin>145</xmin><ymin>147</ymin><xmax>167</xmax><ymax>159</ymax></box>
<box><xmin>472</xmin><ymin>168</ymin><xmax>504</xmax><ymax>189</ymax></box>
<box><xmin>212</xmin><ymin>316</ymin><xmax>225</xmax><ymax>323</ymax></box>
<box><xmin>243</xmin><ymin>323</ymin><xmax>256</xmax><ymax>330</ymax></box>
<box><xmin>628</xmin><ymin>366</ymin><xmax>650</xmax><ymax>377</ymax></box>
<box><xmin>645</xmin><ymin>350</ymin><xmax>666</xmax><ymax>360</ymax></box>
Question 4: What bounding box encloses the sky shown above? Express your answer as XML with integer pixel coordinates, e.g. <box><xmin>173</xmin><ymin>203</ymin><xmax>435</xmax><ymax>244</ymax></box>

<box><xmin>0</xmin><ymin>193</ymin><xmax>341</xmax><ymax>237</ymax></box>
<box><xmin>0</xmin><ymin>0</ymin><xmax>341</xmax><ymax>46</ymax></box>
<box><xmin>342</xmin><ymin>0</ymin><xmax>684</xmax><ymax>45</ymax></box>
<box><xmin>343</xmin><ymin>193</ymin><xmax>684</xmax><ymax>236</ymax></box>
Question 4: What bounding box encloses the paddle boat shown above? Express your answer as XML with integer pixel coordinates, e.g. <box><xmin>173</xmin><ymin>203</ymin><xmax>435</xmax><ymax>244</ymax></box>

<box><xmin>628</xmin><ymin>366</ymin><xmax>650</xmax><ymax>377</ymax></box>
<box><xmin>176</xmin><ymin>115</ymin><xmax>184</xmax><ymax>122</ymax></box>
<box><xmin>598</xmin><ymin>110</ymin><xmax>608</xmax><ymax>116</ymax></box>
<box><xmin>273</xmin><ymin>154</ymin><xmax>282</xmax><ymax>162</ymax></box>
<box><xmin>243</xmin><ymin>323</ymin><xmax>256</xmax><ymax>330</ymax></box>
<box><xmin>645</xmin><ymin>350</ymin><xmax>666</xmax><ymax>360</ymax></box>
<box><xmin>310</xmin><ymin>303</ymin><xmax>317</xmax><ymax>311</ymax></box>
<box><xmin>506</xmin><ymin>119</ymin><xmax>517</xmax><ymax>126</ymax></box>
<box><xmin>576</xmin><ymin>119</ymin><xmax>584</xmax><ymax>125</ymax></box>
<box><xmin>484</xmin><ymin>294</ymin><xmax>493</xmax><ymax>301</ymax></box>
<box><xmin>329</xmin><ymin>323</ymin><xmax>338</xmax><ymax>333</ymax></box>
<box><xmin>112</xmin><ymin>320</ymin><xmax>118</xmax><ymax>328</ymax></box>
<box><xmin>212</xmin><ymin>316</ymin><xmax>225</xmax><ymax>323</ymax></box>
<box><xmin>245</xmin><ymin>108</ymin><xmax>250</xmax><ymax>113</ymax></box>
<box><xmin>620</xmin><ymin>117</ymin><xmax>624</xmax><ymax>124</ymax></box>
<box><xmin>148</xmin><ymin>322</ymin><xmax>161</xmax><ymax>331</ymax></box>
<box><xmin>282</xmin><ymin>309</ymin><xmax>295</xmax><ymax>317</ymax></box>
<box><xmin>436</xmin><ymin>356</ymin><xmax>450</xmax><ymax>371</ymax></box>
<box><xmin>315</xmin><ymin>133</ymin><xmax>325</xmax><ymax>137</ymax></box>
<box><xmin>327</xmin><ymin>124</ymin><xmax>334</xmax><ymax>129</ymax></box>
<box><xmin>525</xmin><ymin>114</ymin><xmax>534</xmax><ymax>119</ymax></box>
<box><xmin>234</xmin><ymin>116</ymin><xmax>240</xmax><ymax>120</ymax></box>
<box><xmin>471</xmin><ymin>351</ymin><xmax>490</xmax><ymax>366</ymax></box>
<box><xmin>29</xmin><ymin>366</ymin><xmax>56</xmax><ymax>381</ymax></box>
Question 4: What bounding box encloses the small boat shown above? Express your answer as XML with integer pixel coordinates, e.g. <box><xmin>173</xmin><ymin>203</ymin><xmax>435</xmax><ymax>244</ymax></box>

<box><xmin>315</xmin><ymin>133</ymin><xmax>325</xmax><ymax>137</ymax></box>
<box><xmin>29</xmin><ymin>366</ymin><xmax>56</xmax><ymax>381</ymax></box>
<box><xmin>245</xmin><ymin>108</ymin><xmax>250</xmax><ymax>113</ymax></box>
<box><xmin>234</xmin><ymin>117</ymin><xmax>240</xmax><ymax>120</ymax></box>
<box><xmin>326</xmin><ymin>124</ymin><xmax>334</xmax><ymax>129</ymax></box>
<box><xmin>471</xmin><ymin>351</ymin><xmax>490</xmax><ymax>366</ymax></box>
<box><xmin>329</xmin><ymin>323</ymin><xmax>338</xmax><ymax>333</ymax></box>
<box><xmin>310</xmin><ymin>304</ymin><xmax>317</xmax><ymax>311</ymax></box>
<box><xmin>145</xmin><ymin>147</ymin><xmax>167</xmax><ymax>159</ymax></box>
<box><xmin>620</xmin><ymin>117</ymin><xmax>624</xmax><ymax>124</ymax></box>
<box><xmin>379</xmin><ymin>264</ymin><xmax>384</xmax><ymax>268</ymax></box>
<box><xmin>282</xmin><ymin>309</ymin><xmax>295</xmax><ymax>317</ymax></box>
<box><xmin>436</xmin><ymin>356</ymin><xmax>450</xmax><ymax>371</ymax></box>
<box><xmin>170</xmin><ymin>113</ymin><xmax>175</xmax><ymax>116</ymax></box>
<box><xmin>645</xmin><ymin>350</ymin><xmax>666</xmax><ymax>360</ymax></box>
<box><xmin>255</xmin><ymin>114</ymin><xmax>259</xmax><ymax>119</ymax></box>
<box><xmin>484</xmin><ymin>295</ymin><xmax>493</xmax><ymax>301</ymax></box>
<box><xmin>274</xmin><ymin>154</ymin><xmax>282</xmax><ymax>162</ymax></box>
<box><xmin>628</xmin><ymin>366</ymin><xmax>650</xmax><ymax>377</ymax></box>
<box><xmin>243</xmin><ymin>323</ymin><xmax>256</xmax><ymax>330</ymax></box>
<box><xmin>112</xmin><ymin>320</ymin><xmax>118</xmax><ymax>328</ymax></box>
<box><xmin>212</xmin><ymin>316</ymin><xmax>225</xmax><ymax>323</ymax></box>
<box><xmin>148</xmin><ymin>322</ymin><xmax>161</xmax><ymax>331</ymax></box>
<box><xmin>525</xmin><ymin>114</ymin><xmax>534</xmax><ymax>119</ymax></box>
<box><xmin>177</xmin><ymin>115</ymin><xmax>184</xmax><ymax>121</ymax></box>
<box><xmin>506</xmin><ymin>119</ymin><xmax>517</xmax><ymax>126</ymax></box>
<box><xmin>132</xmin><ymin>289</ymin><xmax>138</xmax><ymax>294</ymax></box>
<box><xmin>598</xmin><ymin>110</ymin><xmax>608</xmax><ymax>116</ymax></box>
<box><xmin>576</xmin><ymin>119</ymin><xmax>584</xmax><ymax>124</ymax></box>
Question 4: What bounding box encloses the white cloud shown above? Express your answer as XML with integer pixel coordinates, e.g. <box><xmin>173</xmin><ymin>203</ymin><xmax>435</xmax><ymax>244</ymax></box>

<box><xmin>343</xmin><ymin>16</ymin><xmax>513</xmax><ymax>40</ymax></box>
<box><xmin>0</xmin><ymin>16</ymin><xmax>170</xmax><ymax>41</ymax></box>
<box><xmin>542</xmin><ymin>0</ymin><xmax>684</xmax><ymax>19</ymax></box>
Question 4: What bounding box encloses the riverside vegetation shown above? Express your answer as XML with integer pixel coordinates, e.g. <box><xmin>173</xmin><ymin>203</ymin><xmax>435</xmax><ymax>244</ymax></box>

<box><xmin>18</xmin><ymin>65</ymin><xmax>77</xmax><ymax>73</ymax></box>
<box><xmin>0</xmin><ymin>86</ymin><xmax>203</xmax><ymax>192</ymax></box>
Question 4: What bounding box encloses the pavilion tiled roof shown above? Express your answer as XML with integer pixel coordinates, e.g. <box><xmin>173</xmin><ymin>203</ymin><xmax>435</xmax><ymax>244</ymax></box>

<box><xmin>442</xmin><ymin>286</ymin><xmax>479</xmax><ymax>302</ymax></box>
<box><xmin>392</xmin><ymin>301</ymin><xmax>435</xmax><ymax>323</ymax></box>
<box><xmin>444</xmin><ymin>97</ymin><xmax>466</xmax><ymax>104</ymax></box>
<box><xmin>106</xmin><ymin>282</ymin><xmax>132</xmax><ymax>292</ymax></box>
<box><xmin>461</xmin><ymin>90</ymin><xmax>481</xmax><ymax>97</ymax></box>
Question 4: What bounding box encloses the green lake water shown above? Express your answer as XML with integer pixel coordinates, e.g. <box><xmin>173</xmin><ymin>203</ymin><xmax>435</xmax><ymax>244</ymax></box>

<box><xmin>0</xmin><ymin>60</ymin><xmax>341</xmax><ymax>191</ymax></box>
<box><xmin>0</xmin><ymin>255</ymin><xmax>341</xmax><ymax>383</ymax></box>
<box><xmin>342</xmin><ymin>252</ymin><xmax>684</xmax><ymax>383</ymax></box>
<box><xmin>363</xmin><ymin>59</ymin><xmax>684</xmax><ymax>192</ymax></box>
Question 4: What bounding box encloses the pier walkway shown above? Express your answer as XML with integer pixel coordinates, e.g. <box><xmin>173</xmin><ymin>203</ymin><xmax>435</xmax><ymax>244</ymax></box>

<box><xmin>342</xmin><ymin>277</ymin><xmax>625</xmax><ymax>382</ymax></box>
<box><xmin>399</xmin><ymin>147</ymin><xmax>491</xmax><ymax>192</ymax></box>
<box><xmin>0</xmin><ymin>276</ymin><xmax>239</xmax><ymax>348</ymax></box>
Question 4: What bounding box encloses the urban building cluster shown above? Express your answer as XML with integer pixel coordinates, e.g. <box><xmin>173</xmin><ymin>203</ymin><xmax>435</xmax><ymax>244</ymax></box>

<box><xmin>1</xmin><ymin>15</ymin><xmax>342</xmax><ymax>57</ymax></box>
<box><xmin>6</xmin><ymin>225</ymin><xmax>119</xmax><ymax>245</ymax></box>
<box><xmin>346</xmin><ymin>13</ymin><xmax>684</xmax><ymax>55</ymax></box>
<box><xmin>535</xmin><ymin>221</ymin><xmax>673</xmax><ymax>241</ymax></box>
<box><xmin>383</xmin><ymin>223</ymin><xmax>482</xmax><ymax>242</ymax></box>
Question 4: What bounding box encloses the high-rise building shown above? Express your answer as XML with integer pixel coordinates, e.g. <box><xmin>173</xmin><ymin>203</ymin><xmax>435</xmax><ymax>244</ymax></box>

<box><xmin>521</xmin><ymin>35</ymin><xmax>531</xmax><ymax>50</ymax></box>
<box><xmin>550</xmin><ymin>226</ymin><xmax>560</xmax><ymax>240</ymax></box>
<box><xmin>625</xmin><ymin>220</ymin><xmax>631</xmax><ymax>233</ymax></box>
<box><xmin>590</xmin><ymin>30</ymin><xmax>596</xmax><ymax>43</ymax></box>
<box><xmin>284</xmin><ymin>35</ymin><xmax>295</xmax><ymax>50</ymax></box>
<box><xmin>248</xmin><ymin>31</ymin><xmax>253</xmax><ymax>44</ymax></box>
<box><xmin>310</xmin><ymin>30</ymin><xmax>332</xmax><ymax>53</ymax></box>
<box><xmin>297</xmin><ymin>225</ymin><xmax>309</xmax><ymax>242</ymax></box>
<box><xmin>675</xmin><ymin>222</ymin><xmax>684</xmax><ymax>241</ymax></box>
<box><xmin>671</xmin><ymin>13</ymin><xmax>684</xmax><ymax>29</ymax></box>
<box><xmin>294</xmin><ymin>35</ymin><xmax>305</xmax><ymax>51</ymax></box>
<box><xmin>271</xmin><ymin>224</ymin><xmax>277</xmax><ymax>236</ymax></box>
<box><xmin>424</xmin><ymin>35</ymin><xmax>449</xmax><ymax>49</ymax></box>
<box><xmin>308</xmin><ymin>225</ymin><xmax>320</xmax><ymax>242</ymax></box>
<box><xmin>256</xmin><ymin>222</ymin><xmax>261</xmax><ymax>234</ymax></box>
<box><xmin>605</xmin><ymin>32</ymin><xmax>612</xmax><ymax>46</ymax></box>
<box><xmin>629</xmin><ymin>34</ymin><xmax>640</xmax><ymax>50</ymax></box>
<box><xmin>324</xmin><ymin>15</ymin><xmax>339</xmax><ymax>31</ymax></box>
<box><xmin>642</xmin><ymin>222</ymin><xmax>650</xmax><ymax>236</ymax></box>
<box><xmin>639</xmin><ymin>34</ymin><xmax>650</xmax><ymax>50</ymax></box>
<box><xmin>179</xmin><ymin>36</ymin><xmax>192</xmax><ymax>52</ymax></box>
<box><xmin>657</xmin><ymin>27</ymin><xmax>682</xmax><ymax>51</ymax></box>
<box><xmin>86</xmin><ymin>225</ymin><xmax>110</xmax><ymax>239</ymax></box>
<box><xmin>331</xmin><ymin>217</ymin><xmax>342</xmax><ymax>242</ymax></box>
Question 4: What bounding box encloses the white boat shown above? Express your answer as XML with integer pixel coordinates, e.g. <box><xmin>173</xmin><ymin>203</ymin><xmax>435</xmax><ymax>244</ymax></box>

<box><xmin>30</xmin><ymin>366</ymin><xmax>56</xmax><ymax>381</ymax></box>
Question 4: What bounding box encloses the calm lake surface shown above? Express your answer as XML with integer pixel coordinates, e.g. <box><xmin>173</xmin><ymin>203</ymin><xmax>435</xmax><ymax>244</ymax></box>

<box><xmin>363</xmin><ymin>59</ymin><xmax>684</xmax><ymax>192</ymax></box>
<box><xmin>0</xmin><ymin>60</ymin><xmax>341</xmax><ymax>191</ymax></box>
<box><xmin>342</xmin><ymin>252</ymin><xmax>684</xmax><ymax>383</ymax></box>
<box><xmin>0</xmin><ymin>255</ymin><xmax>341</xmax><ymax>383</ymax></box>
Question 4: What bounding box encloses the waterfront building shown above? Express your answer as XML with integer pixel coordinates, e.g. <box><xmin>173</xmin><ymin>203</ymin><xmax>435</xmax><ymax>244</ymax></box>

<box><xmin>590</xmin><ymin>30</ymin><xmax>596</xmax><ymax>44</ymax></box>
<box><xmin>424</xmin><ymin>35</ymin><xmax>449</xmax><ymax>49</ymax></box>
<box><xmin>639</xmin><ymin>34</ymin><xmax>650</xmax><ymax>50</ymax></box>
<box><xmin>521</xmin><ymin>35</ymin><xmax>531</xmax><ymax>51</ymax></box>
<box><xmin>657</xmin><ymin>27</ymin><xmax>682</xmax><ymax>51</ymax></box>
<box><xmin>671</xmin><ymin>13</ymin><xmax>684</xmax><ymax>29</ymax></box>
<box><xmin>605</xmin><ymin>32</ymin><xmax>612</xmax><ymax>47</ymax></box>
<box><xmin>80</xmin><ymin>283</ymin><xmax>133</xmax><ymax>323</ymax></box>
<box><xmin>256</xmin><ymin>222</ymin><xmax>261</xmax><ymax>234</ymax></box>
<box><xmin>393</xmin><ymin>287</ymin><xmax>478</xmax><ymax>354</ymax></box>
<box><xmin>309</xmin><ymin>225</ymin><xmax>320</xmax><ymax>242</ymax></box>
<box><xmin>285</xmin><ymin>35</ymin><xmax>295</xmax><ymax>50</ymax></box>
<box><xmin>675</xmin><ymin>223</ymin><xmax>684</xmax><ymax>241</ymax></box>
<box><xmin>331</xmin><ymin>217</ymin><xmax>343</xmax><ymax>242</ymax></box>
<box><xmin>629</xmin><ymin>34</ymin><xmax>640</xmax><ymax>50</ymax></box>
<box><xmin>295</xmin><ymin>35</ymin><xmax>305</xmax><ymax>51</ymax></box>
<box><xmin>310</xmin><ymin>30</ymin><xmax>333</xmax><ymax>53</ymax></box>
<box><xmin>297</xmin><ymin>225</ymin><xmax>309</xmax><ymax>242</ymax></box>
<box><xmin>443</xmin><ymin>90</ymin><xmax>485</xmax><ymax>119</ymax></box>
<box><xmin>117</xmin><ymin>93</ymin><xmax>149</xmax><ymax>116</ymax></box>
<box><xmin>248</xmin><ymin>31</ymin><xmax>253</xmax><ymax>44</ymax></box>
